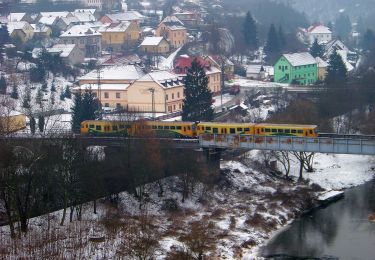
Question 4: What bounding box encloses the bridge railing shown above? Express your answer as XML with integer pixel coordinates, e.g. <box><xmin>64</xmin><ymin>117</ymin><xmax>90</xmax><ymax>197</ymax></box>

<box><xmin>199</xmin><ymin>134</ymin><xmax>375</xmax><ymax>155</ymax></box>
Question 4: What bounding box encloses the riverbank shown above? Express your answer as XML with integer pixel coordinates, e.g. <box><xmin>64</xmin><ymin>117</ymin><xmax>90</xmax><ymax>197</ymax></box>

<box><xmin>243</xmin><ymin>152</ymin><xmax>375</xmax><ymax>259</ymax></box>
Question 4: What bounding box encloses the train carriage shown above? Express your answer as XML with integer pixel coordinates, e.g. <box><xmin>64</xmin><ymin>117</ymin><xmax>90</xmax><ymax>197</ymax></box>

<box><xmin>254</xmin><ymin>123</ymin><xmax>318</xmax><ymax>137</ymax></box>
<box><xmin>81</xmin><ymin>120</ymin><xmax>131</xmax><ymax>136</ymax></box>
<box><xmin>138</xmin><ymin>121</ymin><xmax>196</xmax><ymax>138</ymax></box>
<box><xmin>196</xmin><ymin>122</ymin><xmax>255</xmax><ymax>135</ymax></box>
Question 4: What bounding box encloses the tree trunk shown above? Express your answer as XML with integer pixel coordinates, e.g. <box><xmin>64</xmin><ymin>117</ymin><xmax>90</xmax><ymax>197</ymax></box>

<box><xmin>69</xmin><ymin>205</ymin><xmax>74</xmax><ymax>222</ymax></box>
<box><xmin>93</xmin><ymin>200</ymin><xmax>97</xmax><ymax>214</ymax></box>
<box><xmin>60</xmin><ymin>191</ymin><xmax>67</xmax><ymax>226</ymax></box>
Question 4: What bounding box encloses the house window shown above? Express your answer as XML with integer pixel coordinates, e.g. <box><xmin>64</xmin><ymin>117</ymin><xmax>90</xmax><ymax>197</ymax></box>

<box><xmin>105</xmin><ymin>103</ymin><xmax>109</xmax><ymax>107</ymax></box>
<box><xmin>166</xmin><ymin>94</ymin><xmax>168</xmax><ymax>100</ymax></box>
<box><xmin>173</xmin><ymin>105</ymin><xmax>176</xmax><ymax>110</ymax></box>
<box><xmin>116</xmin><ymin>92</ymin><xmax>120</xmax><ymax>98</ymax></box>
<box><xmin>285</xmin><ymin>66</ymin><xmax>288</xmax><ymax>70</ymax></box>
<box><xmin>168</xmin><ymin>106</ymin><xmax>172</xmax><ymax>112</ymax></box>
<box><xmin>177</xmin><ymin>92</ymin><xmax>180</xmax><ymax>98</ymax></box>
<box><xmin>172</xmin><ymin>93</ymin><xmax>174</xmax><ymax>99</ymax></box>
<box><xmin>104</xmin><ymin>92</ymin><xmax>109</xmax><ymax>98</ymax></box>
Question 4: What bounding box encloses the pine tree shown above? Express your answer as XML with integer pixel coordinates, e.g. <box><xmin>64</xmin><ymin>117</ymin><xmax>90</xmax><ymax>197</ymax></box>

<box><xmin>41</xmin><ymin>82</ymin><xmax>48</xmax><ymax>92</ymax></box>
<box><xmin>278</xmin><ymin>25</ymin><xmax>286</xmax><ymax>51</ymax></box>
<box><xmin>64</xmin><ymin>86</ymin><xmax>71</xmax><ymax>99</ymax></box>
<box><xmin>50</xmin><ymin>82</ymin><xmax>56</xmax><ymax>92</ymax></box>
<box><xmin>264</xmin><ymin>24</ymin><xmax>281</xmax><ymax>63</ymax></box>
<box><xmin>60</xmin><ymin>91</ymin><xmax>65</xmax><ymax>101</ymax></box>
<box><xmin>325</xmin><ymin>49</ymin><xmax>347</xmax><ymax>86</ymax></box>
<box><xmin>362</xmin><ymin>29</ymin><xmax>375</xmax><ymax>51</ymax></box>
<box><xmin>0</xmin><ymin>25</ymin><xmax>10</xmax><ymax>47</ymax></box>
<box><xmin>36</xmin><ymin>87</ymin><xmax>43</xmax><ymax>104</ymax></box>
<box><xmin>22</xmin><ymin>88</ymin><xmax>31</xmax><ymax>109</ymax></box>
<box><xmin>310</xmin><ymin>38</ymin><xmax>324</xmax><ymax>58</ymax></box>
<box><xmin>30</xmin><ymin>117</ymin><xmax>36</xmax><ymax>134</ymax></box>
<box><xmin>10</xmin><ymin>85</ymin><xmax>18</xmax><ymax>99</ymax></box>
<box><xmin>38</xmin><ymin>115</ymin><xmax>45</xmax><ymax>132</ymax></box>
<box><xmin>182</xmin><ymin>59</ymin><xmax>214</xmax><ymax>121</ymax></box>
<box><xmin>242</xmin><ymin>11</ymin><xmax>258</xmax><ymax>51</ymax></box>
<box><xmin>0</xmin><ymin>76</ymin><xmax>6</xmax><ymax>94</ymax></box>
<box><xmin>82</xmin><ymin>89</ymin><xmax>99</xmax><ymax>120</ymax></box>
<box><xmin>71</xmin><ymin>92</ymin><xmax>83</xmax><ymax>133</ymax></box>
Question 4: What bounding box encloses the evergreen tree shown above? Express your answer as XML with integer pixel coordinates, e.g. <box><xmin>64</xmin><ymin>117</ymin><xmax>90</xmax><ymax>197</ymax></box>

<box><xmin>82</xmin><ymin>89</ymin><xmax>99</xmax><ymax>120</ymax></box>
<box><xmin>264</xmin><ymin>24</ymin><xmax>281</xmax><ymax>63</ymax></box>
<box><xmin>64</xmin><ymin>86</ymin><xmax>71</xmax><ymax>99</ymax></box>
<box><xmin>36</xmin><ymin>87</ymin><xmax>43</xmax><ymax>105</ymax></box>
<box><xmin>362</xmin><ymin>29</ymin><xmax>375</xmax><ymax>51</ymax></box>
<box><xmin>278</xmin><ymin>25</ymin><xmax>286</xmax><ymax>51</ymax></box>
<box><xmin>51</xmin><ymin>92</ymin><xmax>55</xmax><ymax>105</ymax></box>
<box><xmin>0</xmin><ymin>24</ymin><xmax>10</xmax><ymax>47</ymax></box>
<box><xmin>29</xmin><ymin>66</ymin><xmax>46</xmax><ymax>83</ymax></box>
<box><xmin>30</xmin><ymin>117</ymin><xmax>36</xmax><ymax>134</ymax></box>
<box><xmin>242</xmin><ymin>11</ymin><xmax>258</xmax><ymax>51</ymax></box>
<box><xmin>50</xmin><ymin>82</ymin><xmax>56</xmax><ymax>92</ymax></box>
<box><xmin>335</xmin><ymin>14</ymin><xmax>351</xmax><ymax>40</ymax></box>
<box><xmin>310</xmin><ymin>38</ymin><xmax>324</xmax><ymax>58</ymax></box>
<box><xmin>182</xmin><ymin>59</ymin><xmax>214</xmax><ymax>121</ymax></box>
<box><xmin>325</xmin><ymin>49</ymin><xmax>348</xmax><ymax>86</ymax></box>
<box><xmin>0</xmin><ymin>76</ymin><xmax>6</xmax><ymax>94</ymax></box>
<box><xmin>71</xmin><ymin>92</ymin><xmax>83</xmax><ymax>133</ymax></box>
<box><xmin>22</xmin><ymin>88</ymin><xmax>31</xmax><ymax>109</ymax></box>
<box><xmin>60</xmin><ymin>91</ymin><xmax>65</xmax><ymax>101</ymax></box>
<box><xmin>41</xmin><ymin>82</ymin><xmax>48</xmax><ymax>92</ymax></box>
<box><xmin>38</xmin><ymin>115</ymin><xmax>45</xmax><ymax>133</ymax></box>
<box><xmin>10</xmin><ymin>85</ymin><xmax>18</xmax><ymax>99</ymax></box>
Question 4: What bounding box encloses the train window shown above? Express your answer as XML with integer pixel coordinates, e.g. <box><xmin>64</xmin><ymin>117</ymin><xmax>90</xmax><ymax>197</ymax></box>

<box><xmin>213</xmin><ymin>128</ymin><xmax>218</xmax><ymax>133</ymax></box>
<box><xmin>119</xmin><ymin>125</ymin><xmax>125</xmax><ymax>129</ymax></box>
<box><xmin>237</xmin><ymin>128</ymin><xmax>243</xmax><ymax>131</ymax></box>
<box><xmin>96</xmin><ymin>125</ymin><xmax>101</xmax><ymax>131</ymax></box>
<box><xmin>176</xmin><ymin>126</ymin><xmax>182</xmax><ymax>130</ymax></box>
<box><xmin>170</xmin><ymin>126</ymin><xmax>176</xmax><ymax>130</ymax></box>
<box><xmin>158</xmin><ymin>126</ymin><xmax>163</xmax><ymax>129</ymax></box>
<box><xmin>278</xmin><ymin>129</ymin><xmax>283</xmax><ymax>133</ymax></box>
<box><xmin>244</xmin><ymin>128</ymin><xmax>250</xmax><ymax>131</ymax></box>
<box><xmin>206</xmin><ymin>127</ymin><xmax>211</xmax><ymax>130</ymax></box>
<box><xmin>230</xmin><ymin>128</ymin><xmax>235</xmax><ymax>134</ymax></box>
<box><xmin>164</xmin><ymin>126</ymin><xmax>170</xmax><ymax>129</ymax></box>
<box><xmin>183</xmin><ymin>127</ymin><xmax>186</xmax><ymax>131</ymax></box>
<box><xmin>285</xmin><ymin>129</ymin><xmax>290</xmax><ymax>133</ymax></box>
<box><xmin>85</xmin><ymin>124</ymin><xmax>88</xmax><ymax>128</ymax></box>
<box><xmin>89</xmin><ymin>124</ymin><xmax>94</xmax><ymax>128</ymax></box>
<box><xmin>197</xmin><ymin>126</ymin><xmax>200</xmax><ymax>130</ymax></box>
<box><xmin>188</xmin><ymin>126</ymin><xmax>191</xmax><ymax>130</ymax></box>
<box><xmin>272</xmin><ymin>129</ymin><xmax>277</xmax><ymax>133</ymax></box>
<box><xmin>265</xmin><ymin>128</ymin><xmax>270</xmax><ymax>132</ymax></box>
<box><xmin>297</xmin><ymin>130</ymin><xmax>303</xmax><ymax>134</ymax></box>
<box><xmin>309</xmin><ymin>130</ymin><xmax>313</xmax><ymax>134</ymax></box>
<box><xmin>152</xmin><ymin>125</ymin><xmax>157</xmax><ymax>129</ymax></box>
<box><xmin>291</xmin><ymin>129</ymin><xmax>297</xmax><ymax>133</ymax></box>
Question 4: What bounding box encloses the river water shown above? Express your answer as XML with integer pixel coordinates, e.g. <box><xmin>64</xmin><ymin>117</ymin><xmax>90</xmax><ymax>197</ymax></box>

<box><xmin>260</xmin><ymin>179</ymin><xmax>375</xmax><ymax>260</ymax></box>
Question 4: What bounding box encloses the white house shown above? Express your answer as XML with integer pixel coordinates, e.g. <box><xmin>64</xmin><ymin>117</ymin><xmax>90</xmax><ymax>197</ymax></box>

<box><xmin>306</xmin><ymin>25</ymin><xmax>332</xmax><ymax>45</ymax></box>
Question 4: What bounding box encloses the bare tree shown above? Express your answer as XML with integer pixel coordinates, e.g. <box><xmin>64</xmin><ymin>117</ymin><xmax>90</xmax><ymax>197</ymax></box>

<box><xmin>292</xmin><ymin>152</ymin><xmax>315</xmax><ymax>180</ymax></box>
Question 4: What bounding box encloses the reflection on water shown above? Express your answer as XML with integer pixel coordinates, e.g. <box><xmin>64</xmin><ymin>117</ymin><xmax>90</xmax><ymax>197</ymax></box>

<box><xmin>261</xmin><ymin>180</ymin><xmax>375</xmax><ymax>260</ymax></box>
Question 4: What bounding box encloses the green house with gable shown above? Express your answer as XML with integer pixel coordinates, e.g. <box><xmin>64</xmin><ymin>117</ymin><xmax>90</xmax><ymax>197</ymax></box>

<box><xmin>274</xmin><ymin>52</ymin><xmax>318</xmax><ymax>85</ymax></box>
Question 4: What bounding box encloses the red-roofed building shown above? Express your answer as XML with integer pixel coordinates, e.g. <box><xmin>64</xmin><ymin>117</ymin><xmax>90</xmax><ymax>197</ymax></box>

<box><xmin>174</xmin><ymin>55</ymin><xmax>221</xmax><ymax>95</ymax></box>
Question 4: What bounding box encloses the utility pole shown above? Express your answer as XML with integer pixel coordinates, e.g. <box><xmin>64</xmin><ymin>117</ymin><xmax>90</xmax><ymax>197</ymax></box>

<box><xmin>148</xmin><ymin>87</ymin><xmax>155</xmax><ymax>119</ymax></box>
<box><xmin>96</xmin><ymin>66</ymin><xmax>103</xmax><ymax>119</ymax></box>
<box><xmin>220</xmin><ymin>56</ymin><xmax>225</xmax><ymax>109</ymax></box>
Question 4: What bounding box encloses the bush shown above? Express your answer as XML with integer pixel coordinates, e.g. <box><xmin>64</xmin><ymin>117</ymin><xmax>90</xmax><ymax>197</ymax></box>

<box><xmin>29</xmin><ymin>67</ymin><xmax>45</xmax><ymax>83</ymax></box>
<box><xmin>161</xmin><ymin>198</ymin><xmax>179</xmax><ymax>212</ymax></box>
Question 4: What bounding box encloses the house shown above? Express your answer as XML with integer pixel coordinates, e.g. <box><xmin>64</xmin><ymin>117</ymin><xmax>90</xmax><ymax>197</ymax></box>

<box><xmin>246</xmin><ymin>64</ymin><xmax>265</xmax><ymax>80</ymax></box>
<box><xmin>73</xmin><ymin>9</ymin><xmax>99</xmax><ymax>19</ymax></box>
<box><xmin>127</xmin><ymin>71</ymin><xmax>185</xmax><ymax>113</ymax></box>
<box><xmin>306</xmin><ymin>24</ymin><xmax>332</xmax><ymax>45</ymax></box>
<box><xmin>100</xmin><ymin>11</ymin><xmax>145</xmax><ymax>25</ymax></box>
<box><xmin>47</xmin><ymin>44</ymin><xmax>85</xmax><ymax>65</ymax></box>
<box><xmin>37</xmin><ymin>12</ymin><xmax>72</xmax><ymax>21</ymax></box>
<box><xmin>315</xmin><ymin>57</ymin><xmax>328</xmax><ymax>81</ymax></box>
<box><xmin>139</xmin><ymin>37</ymin><xmax>170</xmax><ymax>54</ymax></box>
<box><xmin>56</xmin><ymin>16</ymin><xmax>81</xmax><ymax>31</ymax></box>
<box><xmin>102</xmin><ymin>54</ymin><xmax>142</xmax><ymax>66</ymax></box>
<box><xmin>99</xmin><ymin>21</ymin><xmax>140</xmax><ymax>52</ymax></box>
<box><xmin>71</xmin><ymin>10</ymin><xmax>97</xmax><ymax>24</ymax></box>
<box><xmin>37</xmin><ymin>15</ymin><xmax>58</xmax><ymax>27</ymax></box>
<box><xmin>59</xmin><ymin>25</ymin><xmax>102</xmax><ymax>57</ymax></box>
<box><xmin>203</xmin><ymin>55</ymin><xmax>234</xmax><ymax>80</ymax></box>
<box><xmin>173</xmin><ymin>11</ymin><xmax>201</xmax><ymax>27</ymax></box>
<box><xmin>274</xmin><ymin>52</ymin><xmax>318</xmax><ymax>86</ymax></box>
<box><xmin>7</xmin><ymin>13</ymin><xmax>34</xmax><ymax>23</ymax></box>
<box><xmin>31</xmin><ymin>23</ymin><xmax>52</xmax><ymax>38</ymax></box>
<box><xmin>324</xmin><ymin>39</ymin><xmax>349</xmax><ymax>58</ymax></box>
<box><xmin>155</xmin><ymin>16</ymin><xmax>187</xmax><ymax>48</ymax></box>
<box><xmin>174</xmin><ymin>55</ymin><xmax>221</xmax><ymax>95</ymax></box>
<box><xmin>7</xmin><ymin>21</ymin><xmax>34</xmax><ymax>42</ymax></box>
<box><xmin>74</xmin><ymin>64</ymin><xmax>146</xmax><ymax>108</ymax></box>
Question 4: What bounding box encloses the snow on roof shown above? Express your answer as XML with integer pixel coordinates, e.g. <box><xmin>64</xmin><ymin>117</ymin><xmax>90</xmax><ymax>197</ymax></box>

<box><xmin>7</xmin><ymin>21</ymin><xmax>29</xmax><ymax>34</ymax></box>
<box><xmin>161</xmin><ymin>15</ymin><xmax>184</xmax><ymax>26</ymax></box>
<box><xmin>246</xmin><ymin>64</ymin><xmax>263</xmax><ymax>74</ymax></box>
<box><xmin>72</xmin><ymin>12</ymin><xmax>96</xmax><ymax>23</ymax></box>
<box><xmin>79</xmin><ymin>65</ymin><xmax>145</xmax><ymax>81</ymax></box>
<box><xmin>38</xmin><ymin>16</ymin><xmax>57</xmax><ymax>25</ymax></box>
<box><xmin>99</xmin><ymin>21</ymin><xmax>131</xmax><ymax>33</ymax></box>
<box><xmin>205</xmin><ymin>66</ymin><xmax>221</xmax><ymax>74</ymax></box>
<box><xmin>283</xmin><ymin>52</ymin><xmax>317</xmax><ymax>66</ymax></box>
<box><xmin>104</xmin><ymin>11</ymin><xmax>145</xmax><ymax>22</ymax></box>
<box><xmin>140</xmin><ymin>36</ymin><xmax>164</xmax><ymax>46</ymax></box>
<box><xmin>75</xmin><ymin>83</ymin><xmax>130</xmax><ymax>91</ymax></box>
<box><xmin>31</xmin><ymin>23</ymin><xmax>50</xmax><ymax>33</ymax></box>
<box><xmin>336</xmin><ymin>50</ymin><xmax>354</xmax><ymax>72</ymax></box>
<box><xmin>39</xmin><ymin>12</ymin><xmax>70</xmax><ymax>18</ymax></box>
<box><xmin>47</xmin><ymin>44</ymin><xmax>76</xmax><ymax>57</ymax></box>
<box><xmin>60</xmin><ymin>16</ymin><xmax>80</xmax><ymax>25</ymax></box>
<box><xmin>60</xmin><ymin>24</ymin><xmax>101</xmax><ymax>37</ymax></box>
<box><xmin>308</xmin><ymin>25</ymin><xmax>331</xmax><ymax>34</ymax></box>
<box><xmin>315</xmin><ymin>57</ymin><xmax>328</xmax><ymax>68</ymax></box>
<box><xmin>7</xmin><ymin>13</ymin><xmax>26</xmax><ymax>22</ymax></box>
<box><xmin>138</xmin><ymin>71</ymin><xmax>184</xmax><ymax>88</ymax></box>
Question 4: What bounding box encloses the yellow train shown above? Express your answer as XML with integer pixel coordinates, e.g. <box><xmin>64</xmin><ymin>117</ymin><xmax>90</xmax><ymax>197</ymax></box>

<box><xmin>80</xmin><ymin>120</ymin><xmax>318</xmax><ymax>138</ymax></box>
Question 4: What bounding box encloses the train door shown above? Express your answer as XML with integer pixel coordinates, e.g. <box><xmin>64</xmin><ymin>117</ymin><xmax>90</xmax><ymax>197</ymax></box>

<box><xmin>230</xmin><ymin>128</ymin><xmax>235</xmax><ymax>134</ymax></box>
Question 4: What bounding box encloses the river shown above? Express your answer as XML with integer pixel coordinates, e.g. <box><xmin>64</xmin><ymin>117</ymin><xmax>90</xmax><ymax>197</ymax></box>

<box><xmin>260</xmin><ymin>179</ymin><xmax>375</xmax><ymax>260</ymax></box>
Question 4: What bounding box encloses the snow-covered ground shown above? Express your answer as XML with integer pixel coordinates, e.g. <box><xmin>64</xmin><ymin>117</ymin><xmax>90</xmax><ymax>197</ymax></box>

<box><xmin>0</xmin><ymin>149</ymin><xmax>373</xmax><ymax>259</ymax></box>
